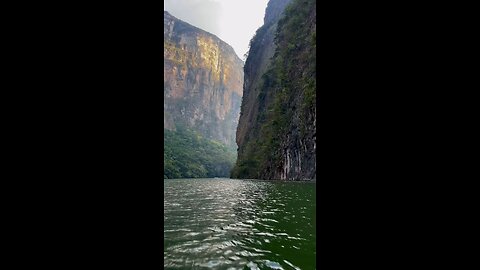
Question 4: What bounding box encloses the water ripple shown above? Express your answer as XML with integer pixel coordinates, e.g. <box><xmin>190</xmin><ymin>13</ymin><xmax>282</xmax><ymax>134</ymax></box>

<box><xmin>164</xmin><ymin>178</ymin><xmax>316</xmax><ymax>269</ymax></box>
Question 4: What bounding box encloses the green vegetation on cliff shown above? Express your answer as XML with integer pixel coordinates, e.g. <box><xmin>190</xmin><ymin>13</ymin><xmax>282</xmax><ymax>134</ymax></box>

<box><xmin>164</xmin><ymin>11</ymin><xmax>244</xmax><ymax>149</ymax></box>
<box><xmin>231</xmin><ymin>0</ymin><xmax>316</xmax><ymax>179</ymax></box>
<box><xmin>164</xmin><ymin>127</ymin><xmax>236</xmax><ymax>179</ymax></box>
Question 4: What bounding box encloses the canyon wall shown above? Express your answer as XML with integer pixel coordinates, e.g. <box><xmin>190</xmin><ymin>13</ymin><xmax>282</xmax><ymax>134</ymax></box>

<box><xmin>164</xmin><ymin>11</ymin><xmax>243</xmax><ymax>148</ymax></box>
<box><xmin>232</xmin><ymin>0</ymin><xmax>316</xmax><ymax>180</ymax></box>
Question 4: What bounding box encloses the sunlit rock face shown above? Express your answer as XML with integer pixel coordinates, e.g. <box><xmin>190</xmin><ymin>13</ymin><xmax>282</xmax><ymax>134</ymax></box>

<box><xmin>164</xmin><ymin>11</ymin><xmax>243</xmax><ymax>148</ymax></box>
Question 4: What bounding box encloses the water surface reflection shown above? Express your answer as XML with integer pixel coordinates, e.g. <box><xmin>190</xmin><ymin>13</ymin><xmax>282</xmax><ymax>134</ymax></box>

<box><xmin>164</xmin><ymin>178</ymin><xmax>316</xmax><ymax>269</ymax></box>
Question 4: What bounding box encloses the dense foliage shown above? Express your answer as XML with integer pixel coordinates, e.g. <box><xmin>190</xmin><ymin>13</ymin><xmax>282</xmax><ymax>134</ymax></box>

<box><xmin>164</xmin><ymin>127</ymin><xmax>236</xmax><ymax>179</ymax></box>
<box><xmin>231</xmin><ymin>0</ymin><xmax>316</xmax><ymax>178</ymax></box>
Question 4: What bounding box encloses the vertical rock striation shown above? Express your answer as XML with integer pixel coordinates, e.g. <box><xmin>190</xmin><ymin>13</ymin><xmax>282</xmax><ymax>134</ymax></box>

<box><xmin>232</xmin><ymin>0</ymin><xmax>316</xmax><ymax>180</ymax></box>
<box><xmin>164</xmin><ymin>11</ymin><xmax>244</xmax><ymax>148</ymax></box>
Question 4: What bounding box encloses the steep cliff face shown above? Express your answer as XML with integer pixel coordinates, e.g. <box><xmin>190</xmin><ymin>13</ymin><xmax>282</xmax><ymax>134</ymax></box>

<box><xmin>232</xmin><ymin>0</ymin><xmax>316</xmax><ymax>180</ymax></box>
<box><xmin>164</xmin><ymin>11</ymin><xmax>244</xmax><ymax>148</ymax></box>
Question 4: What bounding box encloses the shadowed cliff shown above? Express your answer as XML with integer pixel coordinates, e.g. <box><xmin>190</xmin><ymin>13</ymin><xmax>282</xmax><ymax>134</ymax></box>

<box><xmin>232</xmin><ymin>0</ymin><xmax>316</xmax><ymax>180</ymax></box>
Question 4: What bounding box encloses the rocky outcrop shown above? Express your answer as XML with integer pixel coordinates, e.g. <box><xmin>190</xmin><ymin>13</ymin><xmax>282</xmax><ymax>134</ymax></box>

<box><xmin>232</xmin><ymin>0</ymin><xmax>316</xmax><ymax>180</ymax></box>
<box><xmin>164</xmin><ymin>11</ymin><xmax>243</xmax><ymax>148</ymax></box>
<box><xmin>235</xmin><ymin>0</ymin><xmax>292</xmax><ymax>151</ymax></box>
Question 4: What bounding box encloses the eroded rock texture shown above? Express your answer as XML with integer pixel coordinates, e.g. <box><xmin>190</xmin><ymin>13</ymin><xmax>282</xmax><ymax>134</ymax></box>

<box><xmin>164</xmin><ymin>11</ymin><xmax>243</xmax><ymax>148</ymax></box>
<box><xmin>232</xmin><ymin>0</ymin><xmax>316</xmax><ymax>180</ymax></box>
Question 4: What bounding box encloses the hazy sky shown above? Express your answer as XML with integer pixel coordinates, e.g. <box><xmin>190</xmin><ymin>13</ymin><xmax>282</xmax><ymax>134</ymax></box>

<box><xmin>164</xmin><ymin>0</ymin><xmax>269</xmax><ymax>60</ymax></box>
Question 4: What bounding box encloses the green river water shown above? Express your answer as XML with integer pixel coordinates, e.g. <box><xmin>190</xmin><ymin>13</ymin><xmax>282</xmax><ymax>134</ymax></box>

<box><xmin>164</xmin><ymin>178</ymin><xmax>316</xmax><ymax>269</ymax></box>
